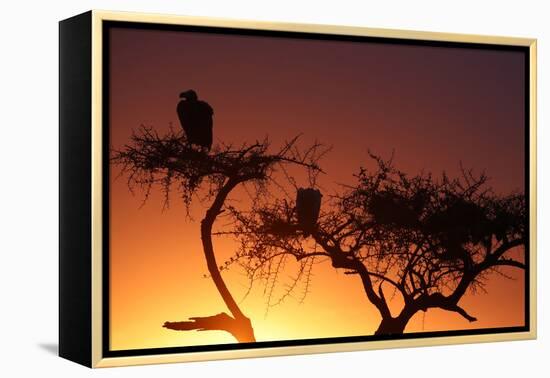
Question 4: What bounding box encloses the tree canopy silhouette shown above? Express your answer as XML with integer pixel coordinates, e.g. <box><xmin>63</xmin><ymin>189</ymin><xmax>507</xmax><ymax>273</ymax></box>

<box><xmin>111</xmin><ymin>125</ymin><xmax>326</xmax><ymax>342</ymax></box>
<box><xmin>228</xmin><ymin>154</ymin><xmax>526</xmax><ymax>335</ymax></box>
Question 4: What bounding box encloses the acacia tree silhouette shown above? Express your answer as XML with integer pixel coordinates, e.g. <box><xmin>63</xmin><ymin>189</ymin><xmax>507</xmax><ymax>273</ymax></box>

<box><xmin>111</xmin><ymin>125</ymin><xmax>325</xmax><ymax>342</ymax></box>
<box><xmin>229</xmin><ymin>154</ymin><xmax>526</xmax><ymax>335</ymax></box>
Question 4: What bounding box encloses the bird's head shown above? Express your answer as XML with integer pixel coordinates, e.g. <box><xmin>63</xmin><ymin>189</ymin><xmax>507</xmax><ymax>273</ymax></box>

<box><xmin>179</xmin><ymin>89</ymin><xmax>198</xmax><ymax>101</ymax></box>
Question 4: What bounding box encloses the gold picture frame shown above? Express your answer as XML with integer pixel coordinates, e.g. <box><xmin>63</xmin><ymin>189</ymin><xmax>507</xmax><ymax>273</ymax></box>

<box><xmin>59</xmin><ymin>10</ymin><xmax>537</xmax><ymax>368</ymax></box>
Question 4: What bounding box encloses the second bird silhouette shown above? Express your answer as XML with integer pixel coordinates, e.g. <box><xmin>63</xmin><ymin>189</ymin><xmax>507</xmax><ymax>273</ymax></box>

<box><xmin>296</xmin><ymin>188</ymin><xmax>322</xmax><ymax>237</ymax></box>
<box><xmin>177</xmin><ymin>89</ymin><xmax>214</xmax><ymax>150</ymax></box>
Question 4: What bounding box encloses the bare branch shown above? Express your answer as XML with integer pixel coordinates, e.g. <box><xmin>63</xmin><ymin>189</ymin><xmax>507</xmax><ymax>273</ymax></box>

<box><xmin>163</xmin><ymin>312</ymin><xmax>254</xmax><ymax>343</ymax></box>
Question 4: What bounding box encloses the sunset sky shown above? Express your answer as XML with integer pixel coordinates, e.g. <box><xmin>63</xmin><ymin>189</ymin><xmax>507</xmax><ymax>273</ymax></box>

<box><xmin>108</xmin><ymin>25</ymin><xmax>526</xmax><ymax>351</ymax></box>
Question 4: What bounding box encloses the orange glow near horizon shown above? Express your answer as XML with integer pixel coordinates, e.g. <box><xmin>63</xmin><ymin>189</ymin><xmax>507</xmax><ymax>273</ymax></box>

<box><xmin>108</xmin><ymin>26</ymin><xmax>526</xmax><ymax>351</ymax></box>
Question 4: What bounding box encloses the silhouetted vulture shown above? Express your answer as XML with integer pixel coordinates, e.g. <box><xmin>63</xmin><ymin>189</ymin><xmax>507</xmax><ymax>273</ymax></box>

<box><xmin>296</xmin><ymin>188</ymin><xmax>322</xmax><ymax>236</ymax></box>
<box><xmin>177</xmin><ymin>89</ymin><xmax>214</xmax><ymax>150</ymax></box>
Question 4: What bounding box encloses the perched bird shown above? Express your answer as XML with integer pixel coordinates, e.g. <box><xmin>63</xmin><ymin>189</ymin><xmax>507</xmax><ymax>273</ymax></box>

<box><xmin>296</xmin><ymin>188</ymin><xmax>322</xmax><ymax>236</ymax></box>
<box><xmin>177</xmin><ymin>89</ymin><xmax>214</xmax><ymax>150</ymax></box>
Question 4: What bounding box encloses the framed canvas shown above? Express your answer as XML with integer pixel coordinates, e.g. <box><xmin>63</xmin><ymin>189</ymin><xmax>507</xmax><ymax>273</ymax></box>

<box><xmin>59</xmin><ymin>10</ymin><xmax>537</xmax><ymax>368</ymax></box>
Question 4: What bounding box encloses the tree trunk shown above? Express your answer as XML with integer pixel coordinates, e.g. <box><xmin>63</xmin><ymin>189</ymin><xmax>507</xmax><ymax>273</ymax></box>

<box><xmin>199</xmin><ymin>210</ymin><xmax>255</xmax><ymax>342</ymax></box>
<box><xmin>374</xmin><ymin>307</ymin><xmax>417</xmax><ymax>336</ymax></box>
<box><xmin>374</xmin><ymin>317</ymin><xmax>409</xmax><ymax>336</ymax></box>
<box><xmin>165</xmin><ymin>178</ymin><xmax>256</xmax><ymax>343</ymax></box>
